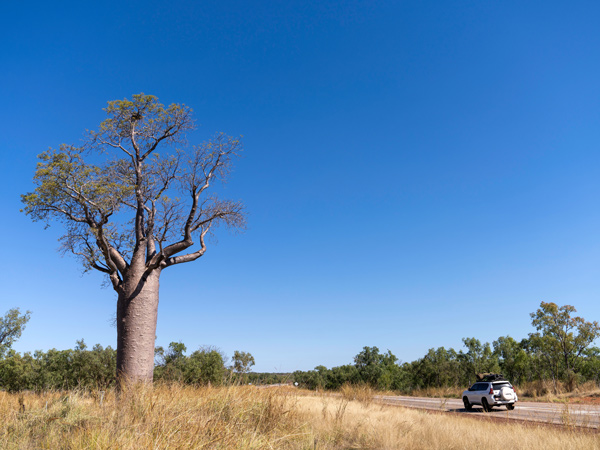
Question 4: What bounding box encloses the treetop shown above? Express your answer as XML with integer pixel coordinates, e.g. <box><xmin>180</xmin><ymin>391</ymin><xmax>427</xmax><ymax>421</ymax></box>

<box><xmin>21</xmin><ymin>94</ymin><xmax>246</xmax><ymax>293</ymax></box>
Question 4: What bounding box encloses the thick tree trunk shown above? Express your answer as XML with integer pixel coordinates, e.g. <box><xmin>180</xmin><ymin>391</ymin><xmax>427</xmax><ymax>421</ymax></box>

<box><xmin>116</xmin><ymin>268</ymin><xmax>161</xmax><ymax>383</ymax></box>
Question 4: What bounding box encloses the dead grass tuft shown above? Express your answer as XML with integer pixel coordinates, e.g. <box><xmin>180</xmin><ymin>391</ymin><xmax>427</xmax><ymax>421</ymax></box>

<box><xmin>407</xmin><ymin>385</ymin><xmax>463</xmax><ymax>399</ymax></box>
<box><xmin>339</xmin><ymin>383</ymin><xmax>374</xmax><ymax>406</ymax></box>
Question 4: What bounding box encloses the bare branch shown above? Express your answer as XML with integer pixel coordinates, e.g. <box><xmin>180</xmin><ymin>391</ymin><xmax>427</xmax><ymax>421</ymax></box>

<box><xmin>163</xmin><ymin>227</ymin><xmax>210</xmax><ymax>268</ymax></box>
<box><xmin>22</xmin><ymin>94</ymin><xmax>244</xmax><ymax>292</ymax></box>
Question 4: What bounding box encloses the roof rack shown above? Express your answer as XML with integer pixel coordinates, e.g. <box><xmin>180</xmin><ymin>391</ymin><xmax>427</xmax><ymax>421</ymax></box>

<box><xmin>476</xmin><ymin>373</ymin><xmax>506</xmax><ymax>382</ymax></box>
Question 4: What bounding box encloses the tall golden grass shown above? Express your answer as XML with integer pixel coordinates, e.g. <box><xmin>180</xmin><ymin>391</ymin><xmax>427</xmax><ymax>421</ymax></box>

<box><xmin>0</xmin><ymin>383</ymin><xmax>303</xmax><ymax>449</ymax></box>
<box><xmin>1</xmin><ymin>383</ymin><xmax>598</xmax><ymax>449</ymax></box>
<box><xmin>518</xmin><ymin>380</ymin><xmax>600</xmax><ymax>402</ymax></box>
<box><xmin>402</xmin><ymin>386</ymin><xmax>463</xmax><ymax>399</ymax></box>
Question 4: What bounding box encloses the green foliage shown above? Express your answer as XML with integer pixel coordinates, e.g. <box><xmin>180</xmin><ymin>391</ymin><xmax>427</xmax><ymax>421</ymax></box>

<box><xmin>232</xmin><ymin>350</ymin><xmax>255</xmax><ymax>374</ymax></box>
<box><xmin>294</xmin><ymin>348</ymin><xmax>402</xmax><ymax>391</ymax></box>
<box><xmin>154</xmin><ymin>342</ymin><xmax>188</xmax><ymax>382</ymax></box>
<box><xmin>492</xmin><ymin>336</ymin><xmax>530</xmax><ymax>385</ymax></box>
<box><xmin>184</xmin><ymin>348</ymin><xmax>226</xmax><ymax>386</ymax></box>
<box><xmin>293</xmin><ymin>367</ymin><xmax>326</xmax><ymax>390</ymax></box>
<box><xmin>411</xmin><ymin>347</ymin><xmax>460</xmax><ymax>389</ymax></box>
<box><xmin>0</xmin><ymin>341</ymin><xmax>116</xmax><ymax>392</ymax></box>
<box><xmin>458</xmin><ymin>337</ymin><xmax>500</xmax><ymax>380</ymax></box>
<box><xmin>246</xmin><ymin>372</ymin><xmax>289</xmax><ymax>385</ymax></box>
<box><xmin>231</xmin><ymin>350</ymin><xmax>256</xmax><ymax>384</ymax></box>
<box><xmin>579</xmin><ymin>347</ymin><xmax>600</xmax><ymax>384</ymax></box>
<box><xmin>529</xmin><ymin>302</ymin><xmax>600</xmax><ymax>380</ymax></box>
<box><xmin>328</xmin><ymin>364</ymin><xmax>360</xmax><ymax>388</ymax></box>
<box><xmin>154</xmin><ymin>343</ymin><xmax>226</xmax><ymax>386</ymax></box>
<box><xmin>0</xmin><ymin>308</ymin><xmax>31</xmax><ymax>358</ymax></box>
<box><xmin>0</xmin><ymin>339</ymin><xmax>228</xmax><ymax>392</ymax></box>
<box><xmin>21</xmin><ymin>93</ymin><xmax>244</xmax><ymax>286</ymax></box>
<box><xmin>21</xmin><ymin>94</ymin><xmax>247</xmax><ymax>383</ymax></box>
<box><xmin>353</xmin><ymin>346</ymin><xmax>403</xmax><ymax>390</ymax></box>
<box><xmin>4</xmin><ymin>301</ymin><xmax>599</xmax><ymax>393</ymax></box>
<box><xmin>293</xmin><ymin>303</ymin><xmax>600</xmax><ymax>393</ymax></box>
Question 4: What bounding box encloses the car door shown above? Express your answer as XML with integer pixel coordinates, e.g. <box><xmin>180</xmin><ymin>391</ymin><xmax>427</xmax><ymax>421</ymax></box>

<box><xmin>467</xmin><ymin>383</ymin><xmax>484</xmax><ymax>404</ymax></box>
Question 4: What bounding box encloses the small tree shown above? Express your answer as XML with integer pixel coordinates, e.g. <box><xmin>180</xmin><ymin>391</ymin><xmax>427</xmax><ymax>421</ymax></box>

<box><xmin>184</xmin><ymin>347</ymin><xmax>225</xmax><ymax>385</ymax></box>
<box><xmin>353</xmin><ymin>346</ymin><xmax>398</xmax><ymax>388</ymax></box>
<box><xmin>154</xmin><ymin>341</ymin><xmax>187</xmax><ymax>382</ymax></box>
<box><xmin>530</xmin><ymin>302</ymin><xmax>600</xmax><ymax>382</ymax></box>
<box><xmin>22</xmin><ymin>94</ymin><xmax>246</xmax><ymax>383</ymax></box>
<box><xmin>0</xmin><ymin>308</ymin><xmax>31</xmax><ymax>358</ymax></box>
<box><xmin>458</xmin><ymin>337</ymin><xmax>500</xmax><ymax>382</ymax></box>
<box><xmin>232</xmin><ymin>350</ymin><xmax>255</xmax><ymax>375</ymax></box>
<box><xmin>492</xmin><ymin>336</ymin><xmax>530</xmax><ymax>385</ymax></box>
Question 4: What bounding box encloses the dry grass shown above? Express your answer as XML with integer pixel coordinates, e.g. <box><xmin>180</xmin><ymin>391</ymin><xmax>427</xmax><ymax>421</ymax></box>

<box><xmin>404</xmin><ymin>386</ymin><xmax>463</xmax><ymax>399</ymax></box>
<box><xmin>519</xmin><ymin>380</ymin><xmax>600</xmax><ymax>402</ymax></box>
<box><xmin>0</xmin><ymin>383</ymin><xmax>304</xmax><ymax>450</ymax></box>
<box><xmin>1</xmin><ymin>384</ymin><xmax>599</xmax><ymax>449</ymax></box>
<box><xmin>339</xmin><ymin>383</ymin><xmax>375</xmax><ymax>406</ymax></box>
<box><xmin>300</xmin><ymin>394</ymin><xmax>600</xmax><ymax>449</ymax></box>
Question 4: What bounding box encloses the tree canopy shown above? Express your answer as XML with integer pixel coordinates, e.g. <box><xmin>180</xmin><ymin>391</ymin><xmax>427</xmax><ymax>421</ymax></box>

<box><xmin>232</xmin><ymin>350</ymin><xmax>255</xmax><ymax>374</ymax></box>
<box><xmin>529</xmin><ymin>302</ymin><xmax>600</xmax><ymax>378</ymax></box>
<box><xmin>22</xmin><ymin>94</ymin><xmax>245</xmax><ymax>291</ymax></box>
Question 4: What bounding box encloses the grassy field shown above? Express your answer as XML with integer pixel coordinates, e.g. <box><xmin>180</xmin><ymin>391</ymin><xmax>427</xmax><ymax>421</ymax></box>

<box><xmin>1</xmin><ymin>384</ymin><xmax>599</xmax><ymax>449</ymax></box>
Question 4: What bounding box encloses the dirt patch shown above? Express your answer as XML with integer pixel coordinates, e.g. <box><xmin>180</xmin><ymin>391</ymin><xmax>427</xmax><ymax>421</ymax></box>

<box><xmin>566</xmin><ymin>396</ymin><xmax>600</xmax><ymax>405</ymax></box>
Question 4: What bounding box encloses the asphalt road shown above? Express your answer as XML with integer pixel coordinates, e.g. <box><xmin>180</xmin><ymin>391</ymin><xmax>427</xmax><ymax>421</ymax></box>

<box><xmin>377</xmin><ymin>395</ymin><xmax>600</xmax><ymax>429</ymax></box>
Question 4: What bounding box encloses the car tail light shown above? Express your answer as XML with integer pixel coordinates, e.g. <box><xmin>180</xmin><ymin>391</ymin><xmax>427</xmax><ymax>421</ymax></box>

<box><xmin>489</xmin><ymin>387</ymin><xmax>494</xmax><ymax>394</ymax></box>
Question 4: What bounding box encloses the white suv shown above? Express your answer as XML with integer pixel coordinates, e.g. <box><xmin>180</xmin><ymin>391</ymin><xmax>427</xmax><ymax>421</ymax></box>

<box><xmin>462</xmin><ymin>379</ymin><xmax>518</xmax><ymax>412</ymax></box>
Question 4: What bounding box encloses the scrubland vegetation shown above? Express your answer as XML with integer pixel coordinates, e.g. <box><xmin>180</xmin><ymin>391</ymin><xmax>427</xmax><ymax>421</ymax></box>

<box><xmin>2</xmin><ymin>302</ymin><xmax>600</xmax><ymax>399</ymax></box>
<box><xmin>0</xmin><ymin>340</ymin><xmax>279</xmax><ymax>392</ymax></box>
<box><xmin>2</xmin><ymin>303</ymin><xmax>600</xmax><ymax>448</ymax></box>
<box><xmin>294</xmin><ymin>302</ymin><xmax>600</xmax><ymax>395</ymax></box>
<box><xmin>2</xmin><ymin>384</ymin><xmax>599</xmax><ymax>450</ymax></box>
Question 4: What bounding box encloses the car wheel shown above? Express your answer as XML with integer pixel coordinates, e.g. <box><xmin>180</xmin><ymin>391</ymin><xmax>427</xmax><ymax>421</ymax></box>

<box><xmin>481</xmin><ymin>398</ymin><xmax>491</xmax><ymax>412</ymax></box>
<box><xmin>463</xmin><ymin>397</ymin><xmax>472</xmax><ymax>411</ymax></box>
<box><xmin>506</xmin><ymin>403</ymin><xmax>515</xmax><ymax>411</ymax></box>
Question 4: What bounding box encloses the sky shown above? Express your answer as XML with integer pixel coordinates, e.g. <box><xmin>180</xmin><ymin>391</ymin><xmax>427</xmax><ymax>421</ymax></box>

<box><xmin>1</xmin><ymin>1</ymin><xmax>599</xmax><ymax>373</ymax></box>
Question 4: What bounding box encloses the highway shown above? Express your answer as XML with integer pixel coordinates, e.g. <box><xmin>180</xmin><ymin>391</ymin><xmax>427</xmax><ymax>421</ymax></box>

<box><xmin>377</xmin><ymin>395</ymin><xmax>600</xmax><ymax>429</ymax></box>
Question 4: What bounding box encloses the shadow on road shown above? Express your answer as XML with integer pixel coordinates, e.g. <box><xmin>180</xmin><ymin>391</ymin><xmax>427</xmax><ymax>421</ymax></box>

<box><xmin>449</xmin><ymin>407</ymin><xmax>510</xmax><ymax>414</ymax></box>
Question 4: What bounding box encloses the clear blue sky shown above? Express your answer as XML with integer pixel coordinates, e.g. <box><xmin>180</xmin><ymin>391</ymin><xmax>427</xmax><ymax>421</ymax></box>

<box><xmin>2</xmin><ymin>1</ymin><xmax>599</xmax><ymax>372</ymax></box>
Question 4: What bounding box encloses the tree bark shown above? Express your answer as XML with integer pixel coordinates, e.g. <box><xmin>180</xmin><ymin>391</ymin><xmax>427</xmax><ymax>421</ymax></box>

<box><xmin>116</xmin><ymin>268</ymin><xmax>161</xmax><ymax>383</ymax></box>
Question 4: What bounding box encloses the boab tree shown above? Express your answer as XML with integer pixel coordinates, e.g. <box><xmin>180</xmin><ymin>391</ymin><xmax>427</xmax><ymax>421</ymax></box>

<box><xmin>21</xmin><ymin>94</ymin><xmax>245</xmax><ymax>383</ymax></box>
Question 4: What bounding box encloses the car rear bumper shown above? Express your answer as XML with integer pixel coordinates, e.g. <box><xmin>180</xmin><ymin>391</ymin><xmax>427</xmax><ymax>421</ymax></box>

<box><xmin>489</xmin><ymin>395</ymin><xmax>517</xmax><ymax>405</ymax></box>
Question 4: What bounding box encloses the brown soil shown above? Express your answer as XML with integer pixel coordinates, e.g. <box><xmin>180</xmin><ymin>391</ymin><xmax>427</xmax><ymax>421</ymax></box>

<box><xmin>566</xmin><ymin>395</ymin><xmax>600</xmax><ymax>405</ymax></box>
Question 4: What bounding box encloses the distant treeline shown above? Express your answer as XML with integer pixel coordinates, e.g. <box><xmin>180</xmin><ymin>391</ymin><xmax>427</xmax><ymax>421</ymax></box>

<box><xmin>293</xmin><ymin>302</ymin><xmax>600</xmax><ymax>392</ymax></box>
<box><xmin>0</xmin><ymin>340</ymin><xmax>116</xmax><ymax>392</ymax></box>
<box><xmin>1</xmin><ymin>302</ymin><xmax>598</xmax><ymax>392</ymax></box>
<box><xmin>0</xmin><ymin>341</ymin><xmax>265</xmax><ymax>392</ymax></box>
<box><xmin>292</xmin><ymin>337</ymin><xmax>600</xmax><ymax>392</ymax></box>
<box><xmin>0</xmin><ymin>340</ymin><xmax>289</xmax><ymax>391</ymax></box>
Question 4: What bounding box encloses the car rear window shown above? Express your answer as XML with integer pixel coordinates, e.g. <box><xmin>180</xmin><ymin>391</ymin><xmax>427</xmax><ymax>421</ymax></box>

<box><xmin>492</xmin><ymin>382</ymin><xmax>511</xmax><ymax>389</ymax></box>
